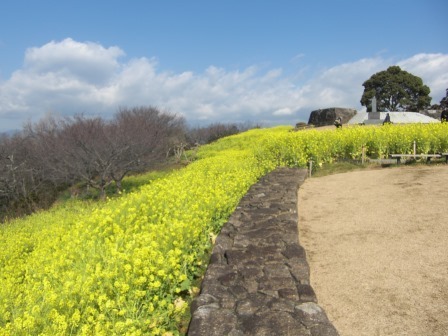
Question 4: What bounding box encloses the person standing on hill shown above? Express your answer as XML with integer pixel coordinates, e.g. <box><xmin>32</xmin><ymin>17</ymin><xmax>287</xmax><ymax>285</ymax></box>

<box><xmin>334</xmin><ymin>117</ymin><xmax>342</xmax><ymax>128</ymax></box>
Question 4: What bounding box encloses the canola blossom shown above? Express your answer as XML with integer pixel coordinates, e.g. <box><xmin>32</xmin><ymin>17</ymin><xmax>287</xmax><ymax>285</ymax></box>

<box><xmin>1</xmin><ymin>123</ymin><xmax>447</xmax><ymax>335</ymax></box>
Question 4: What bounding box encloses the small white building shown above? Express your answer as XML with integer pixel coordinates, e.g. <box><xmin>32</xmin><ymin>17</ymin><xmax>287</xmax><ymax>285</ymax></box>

<box><xmin>348</xmin><ymin>111</ymin><xmax>440</xmax><ymax>125</ymax></box>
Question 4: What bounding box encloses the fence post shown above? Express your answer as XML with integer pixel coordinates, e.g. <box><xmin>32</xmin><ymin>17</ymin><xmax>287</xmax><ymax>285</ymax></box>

<box><xmin>413</xmin><ymin>140</ymin><xmax>416</xmax><ymax>158</ymax></box>
<box><xmin>362</xmin><ymin>145</ymin><xmax>365</xmax><ymax>164</ymax></box>
<box><xmin>308</xmin><ymin>160</ymin><xmax>313</xmax><ymax>178</ymax></box>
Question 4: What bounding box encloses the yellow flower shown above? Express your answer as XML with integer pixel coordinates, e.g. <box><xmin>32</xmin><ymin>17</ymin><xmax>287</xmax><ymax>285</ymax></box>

<box><xmin>174</xmin><ymin>297</ymin><xmax>186</xmax><ymax>312</ymax></box>
<box><xmin>71</xmin><ymin>309</ymin><xmax>81</xmax><ymax>326</ymax></box>
<box><xmin>151</xmin><ymin>280</ymin><xmax>161</xmax><ymax>289</ymax></box>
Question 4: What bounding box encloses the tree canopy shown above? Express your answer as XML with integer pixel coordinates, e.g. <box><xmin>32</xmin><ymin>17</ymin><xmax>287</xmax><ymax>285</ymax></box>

<box><xmin>360</xmin><ymin>66</ymin><xmax>431</xmax><ymax>112</ymax></box>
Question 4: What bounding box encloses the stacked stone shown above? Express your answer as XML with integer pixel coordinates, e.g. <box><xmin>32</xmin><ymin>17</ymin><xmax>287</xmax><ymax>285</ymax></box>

<box><xmin>188</xmin><ymin>168</ymin><xmax>339</xmax><ymax>336</ymax></box>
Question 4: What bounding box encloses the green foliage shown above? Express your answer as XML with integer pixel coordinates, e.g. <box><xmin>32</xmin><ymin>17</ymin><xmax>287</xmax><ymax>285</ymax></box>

<box><xmin>310</xmin><ymin>161</ymin><xmax>371</xmax><ymax>177</ymax></box>
<box><xmin>361</xmin><ymin>66</ymin><xmax>431</xmax><ymax>112</ymax></box>
<box><xmin>1</xmin><ymin>123</ymin><xmax>447</xmax><ymax>335</ymax></box>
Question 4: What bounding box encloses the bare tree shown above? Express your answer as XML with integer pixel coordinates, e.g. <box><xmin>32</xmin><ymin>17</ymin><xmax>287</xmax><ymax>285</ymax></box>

<box><xmin>0</xmin><ymin>105</ymin><xmax>187</xmax><ymax>220</ymax></box>
<box><xmin>110</xmin><ymin>106</ymin><xmax>186</xmax><ymax>191</ymax></box>
<box><xmin>0</xmin><ymin>133</ymin><xmax>52</xmax><ymax>219</ymax></box>
<box><xmin>186</xmin><ymin>122</ymin><xmax>257</xmax><ymax>146</ymax></box>
<box><xmin>23</xmin><ymin>115</ymin><xmax>72</xmax><ymax>186</ymax></box>
<box><xmin>23</xmin><ymin>107</ymin><xmax>185</xmax><ymax>200</ymax></box>
<box><xmin>23</xmin><ymin>115</ymin><xmax>109</xmax><ymax>199</ymax></box>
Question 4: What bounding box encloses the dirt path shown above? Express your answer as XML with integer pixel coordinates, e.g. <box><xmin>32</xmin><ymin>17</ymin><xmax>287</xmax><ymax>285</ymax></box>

<box><xmin>297</xmin><ymin>165</ymin><xmax>448</xmax><ymax>336</ymax></box>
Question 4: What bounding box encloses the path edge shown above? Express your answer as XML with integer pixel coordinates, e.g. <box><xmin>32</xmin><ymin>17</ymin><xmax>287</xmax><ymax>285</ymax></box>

<box><xmin>187</xmin><ymin>167</ymin><xmax>339</xmax><ymax>335</ymax></box>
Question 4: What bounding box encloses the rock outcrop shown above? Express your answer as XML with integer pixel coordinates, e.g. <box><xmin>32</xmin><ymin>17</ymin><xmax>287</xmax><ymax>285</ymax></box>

<box><xmin>308</xmin><ymin>108</ymin><xmax>357</xmax><ymax>127</ymax></box>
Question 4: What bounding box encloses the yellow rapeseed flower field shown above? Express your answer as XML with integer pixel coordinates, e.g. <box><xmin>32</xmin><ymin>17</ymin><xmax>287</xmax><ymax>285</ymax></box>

<box><xmin>1</xmin><ymin>123</ymin><xmax>447</xmax><ymax>335</ymax></box>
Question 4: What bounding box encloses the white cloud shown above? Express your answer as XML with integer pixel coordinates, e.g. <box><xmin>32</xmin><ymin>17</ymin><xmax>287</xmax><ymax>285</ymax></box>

<box><xmin>301</xmin><ymin>57</ymin><xmax>388</xmax><ymax>109</ymax></box>
<box><xmin>273</xmin><ymin>107</ymin><xmax>293</xmax><ymax>116</ymax></box>
<box><xmin>398</xmin><ymin>53</ymin><xmax>448</xmax><ymax>101</ymax></box>
<box><xmin>1</xmin><ymin>38</ymin><xmax>447</xmax><ymax>131</ymax></box>
<box><xmin>24</xmin><ymin>38</ymin><xmax>124</xmax><ymax>85</ymax></box>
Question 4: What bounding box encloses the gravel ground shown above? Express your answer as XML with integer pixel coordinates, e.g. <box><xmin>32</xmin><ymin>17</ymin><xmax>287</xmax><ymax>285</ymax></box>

<box><xmin>298</xmin><ymin>165</ymin><xmax>448</xmax><ymax>336</ymax></box>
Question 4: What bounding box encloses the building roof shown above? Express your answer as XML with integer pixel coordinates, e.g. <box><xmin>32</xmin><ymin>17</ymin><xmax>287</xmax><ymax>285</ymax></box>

<box><xmin>348</xmin><ymin>111</ymin><xmax>440</xmax><ymax>125</ymax></box>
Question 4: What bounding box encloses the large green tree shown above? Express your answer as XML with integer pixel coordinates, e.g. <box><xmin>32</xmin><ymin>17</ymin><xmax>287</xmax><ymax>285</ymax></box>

<box><xmin>360</xmin><ymin>66</ymin><xmax>431</xmax><ymax>112</ymax></box>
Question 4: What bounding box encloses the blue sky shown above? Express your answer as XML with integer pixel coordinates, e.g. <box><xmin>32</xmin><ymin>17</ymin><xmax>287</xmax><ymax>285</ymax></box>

<box><xmin>1</xmin><ymin>0</ymin><xmax>447</xmax><ymax>131</ymax></box>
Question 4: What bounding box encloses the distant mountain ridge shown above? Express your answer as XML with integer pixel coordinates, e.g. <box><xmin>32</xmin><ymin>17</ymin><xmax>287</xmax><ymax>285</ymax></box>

<box><xmin>0</xmin><ymin>129</ymin><xmax>20</xmax><ymax>137</ymax></box>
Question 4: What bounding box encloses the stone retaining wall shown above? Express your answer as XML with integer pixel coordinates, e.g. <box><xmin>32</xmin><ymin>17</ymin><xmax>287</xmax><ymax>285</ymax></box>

<box><xmin>188</xmin><ymin>167</ymin><xmax>339</xmax><ymax>335</ymax></box>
